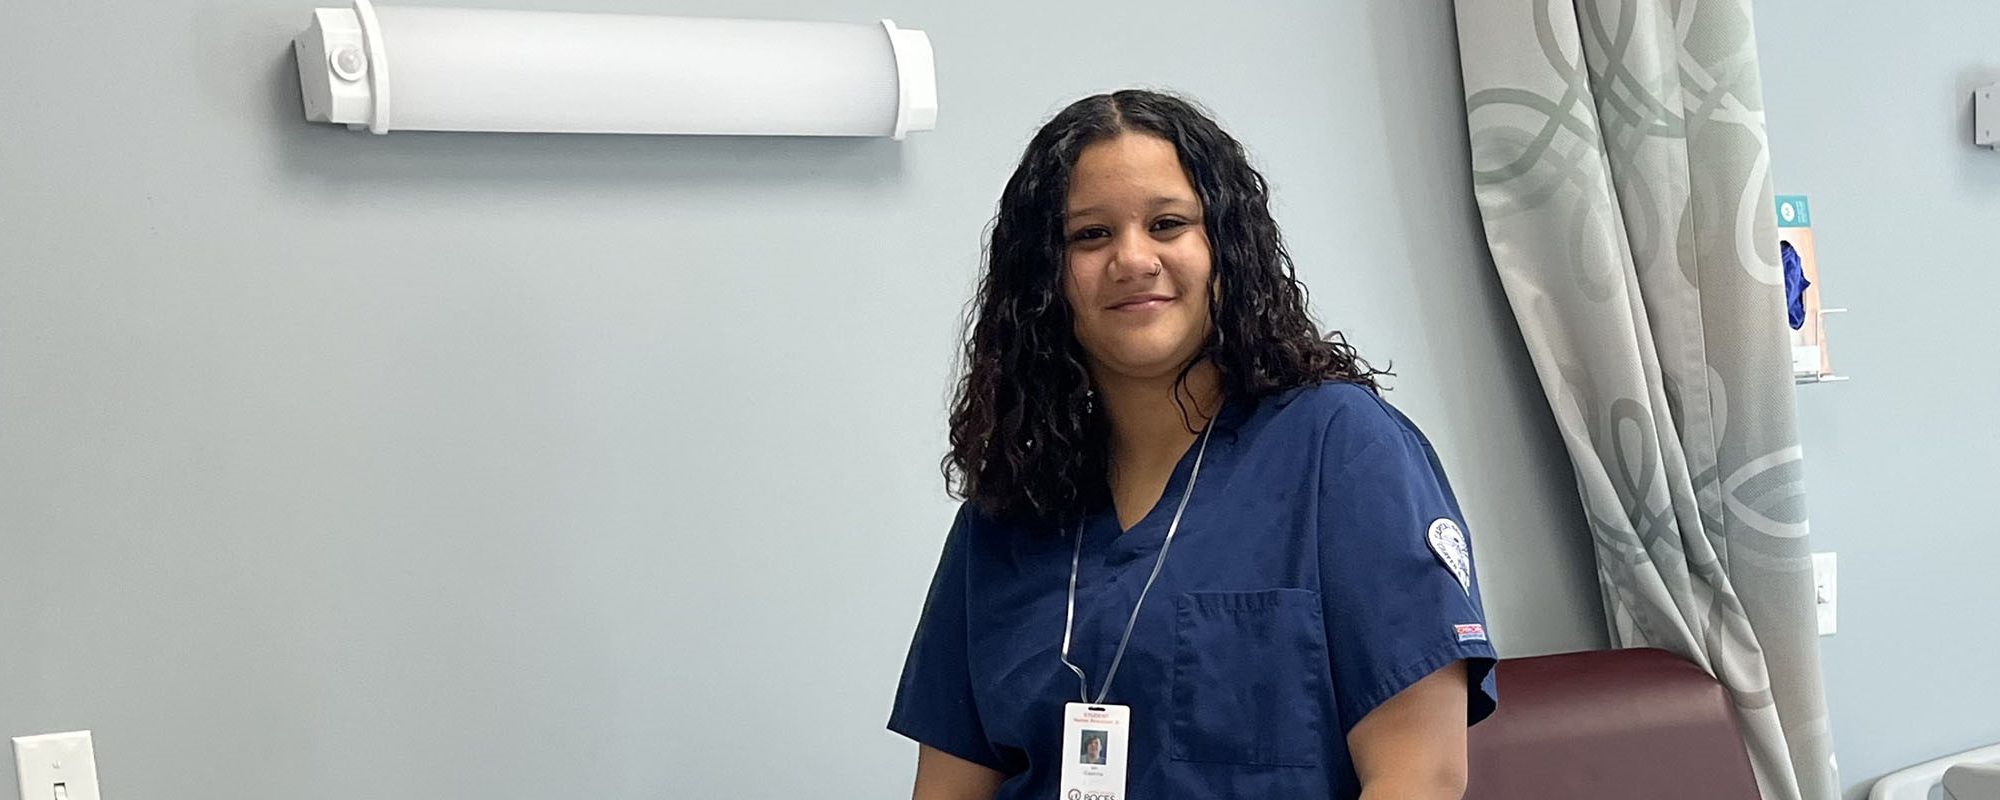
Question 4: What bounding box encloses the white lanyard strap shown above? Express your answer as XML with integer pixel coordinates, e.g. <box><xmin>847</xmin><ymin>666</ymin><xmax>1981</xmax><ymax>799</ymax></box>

<box><xmin>1059</xmin><ymin>423</ymin><xmax>1214</xmax><ymax>705</ymax></box>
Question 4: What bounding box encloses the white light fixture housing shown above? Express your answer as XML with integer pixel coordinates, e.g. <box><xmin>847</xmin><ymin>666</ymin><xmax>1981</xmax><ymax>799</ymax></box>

<box><xmin>294</xmin><ymin>1</ymin><xmax>937</xmax><ymax>138</ymax></box>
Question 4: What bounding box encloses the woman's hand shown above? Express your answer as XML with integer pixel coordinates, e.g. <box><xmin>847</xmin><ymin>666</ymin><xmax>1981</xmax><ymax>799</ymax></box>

<box><xmin>1349</xmin><ymin>660</ymin><xmax>1472</xmax><ymax>799</ymax></box>
<box><xmin>911</xmin><ymin>744</ymin><xmax>1003</xmax><ymax>800</ymax></box>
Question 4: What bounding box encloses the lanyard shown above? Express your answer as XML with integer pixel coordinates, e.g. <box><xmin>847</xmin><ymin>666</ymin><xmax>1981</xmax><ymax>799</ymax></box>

<box><xmin>1058</xmin><ymin>423</ymin><xmax>1215</xmax><ymax>704</ymax></box>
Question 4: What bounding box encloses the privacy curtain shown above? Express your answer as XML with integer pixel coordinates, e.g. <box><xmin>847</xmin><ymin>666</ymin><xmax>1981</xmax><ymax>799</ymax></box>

<box><xmin>1450</xmin><ymin>2</ymin><xmax>1837</xmax><ymax>797</ymax></box>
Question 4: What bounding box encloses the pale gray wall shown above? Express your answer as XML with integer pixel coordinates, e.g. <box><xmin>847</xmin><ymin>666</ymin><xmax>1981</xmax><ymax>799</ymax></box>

<box><xmin>0</xmin><ymin>1</ymin><xmax>1604</xmax><ymax>796</ymax></box>
<box><xmin>1752</xmin><ymin>4</ymin><xmax>2000</xmax><ymax>798</ymax></box>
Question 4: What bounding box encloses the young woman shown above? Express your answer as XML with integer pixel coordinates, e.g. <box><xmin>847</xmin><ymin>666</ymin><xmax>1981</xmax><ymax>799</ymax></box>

<box><xmin>891</xmin><ymin>89</ymin><xmax>1497</xmax><ymax>800</ymax></box>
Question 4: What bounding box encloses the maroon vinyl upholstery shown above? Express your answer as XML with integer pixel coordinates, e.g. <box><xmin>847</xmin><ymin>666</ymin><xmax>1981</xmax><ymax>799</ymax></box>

<box><xmin>1465</xmin><ymin>647</ymin><xmax>1760</xmax><ymax>800</ymax></box>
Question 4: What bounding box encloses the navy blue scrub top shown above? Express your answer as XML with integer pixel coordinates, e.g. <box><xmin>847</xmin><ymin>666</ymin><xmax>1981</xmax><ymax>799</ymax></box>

<box><xmin>889</xmin><ymin>381</ymin><xmax>1499</xmax><ymax>799</ymax></box>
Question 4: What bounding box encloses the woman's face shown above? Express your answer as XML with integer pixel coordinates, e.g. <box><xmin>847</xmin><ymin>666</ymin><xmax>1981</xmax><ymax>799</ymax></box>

<box><xmin>1061</xmin><ymin>133</ymin><xmax>1214</xmax><ymax>384</ymax></box>
<box><xmin>1086</xmin><ymin>737</ymin><xmax>1102</xmax><ymax>757</ymax></box>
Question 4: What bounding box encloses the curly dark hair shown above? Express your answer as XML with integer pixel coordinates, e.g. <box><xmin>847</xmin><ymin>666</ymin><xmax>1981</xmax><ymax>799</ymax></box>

<box><xmin>942</xmin><ymin>89</ymin><xmax>1385</xmax><ymax>529</ymax></box>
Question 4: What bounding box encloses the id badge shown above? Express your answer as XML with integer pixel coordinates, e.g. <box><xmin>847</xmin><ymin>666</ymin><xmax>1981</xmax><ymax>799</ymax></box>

<box><xmin>1058</xmin><ymin>702</ymin><xmax>1129</xmax><ymax>800</ymax></box>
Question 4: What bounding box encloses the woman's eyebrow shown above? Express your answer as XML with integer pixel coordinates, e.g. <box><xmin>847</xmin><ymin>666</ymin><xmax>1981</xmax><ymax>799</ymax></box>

<box><xmin>1066</xmin><ymin>195</ymin><xmax>1200</xmax><ymax>218</ymax></box>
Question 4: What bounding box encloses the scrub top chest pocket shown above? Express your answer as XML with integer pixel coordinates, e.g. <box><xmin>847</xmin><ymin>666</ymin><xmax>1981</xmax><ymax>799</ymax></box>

<box><xmin>1169</xmin><ymin>588</ymin><xmax>1331</xmax><ymax>768</ymax></box>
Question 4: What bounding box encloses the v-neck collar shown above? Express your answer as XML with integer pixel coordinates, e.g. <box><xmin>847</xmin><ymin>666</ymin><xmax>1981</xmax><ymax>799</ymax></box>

<box><xmin>1088</xmin><ymin>392</ymin><xmax>1253</xmax><ymax>562</ymax></box>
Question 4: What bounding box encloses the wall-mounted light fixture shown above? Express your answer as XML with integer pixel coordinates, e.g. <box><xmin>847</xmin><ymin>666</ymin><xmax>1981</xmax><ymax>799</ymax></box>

<box><xmin>294</xmin><ymin>1</ymin><xmax>936</xmax><ymax>138</ymax></box>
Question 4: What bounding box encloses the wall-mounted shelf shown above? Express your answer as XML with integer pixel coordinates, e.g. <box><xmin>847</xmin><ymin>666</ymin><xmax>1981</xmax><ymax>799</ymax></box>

<box><xmin>1794</xmin><ymin>307</ymin><xmax>1847</xmax><ymax>385</ymax></box>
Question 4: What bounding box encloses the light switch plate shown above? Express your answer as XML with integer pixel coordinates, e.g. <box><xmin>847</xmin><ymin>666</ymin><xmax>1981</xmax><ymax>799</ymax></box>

<box><xmin>12</xmin><ymin>731</ymin><xmax>101</xmax><ymax>800</ymax></box>
<box><xmin>1978</xmin><ymin>84</ymin><xmax>1996</xmax><ymax>148</ymax></box>
<box><xmin>1812</xmin><ymin>551</ymin><xmax>1838</xmax><ymax>636</ymax></box>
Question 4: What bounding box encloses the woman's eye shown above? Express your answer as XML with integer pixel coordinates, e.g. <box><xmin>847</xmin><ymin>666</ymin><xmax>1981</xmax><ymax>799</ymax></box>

<box><xmin>1068</xmin><ymin>228</ymin><xmax>1108</xmax><ymax>243</ymax></box>
<box><xmin>1151</xmin><ymin>218</ymin><xmax>1188</xmax><ymax>232</ymax></box>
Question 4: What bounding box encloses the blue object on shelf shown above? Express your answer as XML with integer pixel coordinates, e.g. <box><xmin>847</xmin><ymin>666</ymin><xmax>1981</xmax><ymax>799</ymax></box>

<box><xmin>1782</xmin><ymin>240</ymin><xmax>1811</xmax><ymax>330</ymax></box>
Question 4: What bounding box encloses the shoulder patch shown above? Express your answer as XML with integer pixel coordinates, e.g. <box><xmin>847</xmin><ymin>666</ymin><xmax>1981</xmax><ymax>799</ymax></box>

<box><xmin>1427</xmin><ymin>518</ymin><xmax>1472</xmax><ymax>594</ymax></box>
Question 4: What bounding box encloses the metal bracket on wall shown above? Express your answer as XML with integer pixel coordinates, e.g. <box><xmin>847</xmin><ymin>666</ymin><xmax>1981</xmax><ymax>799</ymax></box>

<box><xmin>1979</xmin><ymin>84</ymin><xmax>1996</xmax><ymax>148</ymax></box>
<box><xmin>1795</xmin><ymin>307</ymin><xmax>1849</xmax><ymax>385</ymax></box>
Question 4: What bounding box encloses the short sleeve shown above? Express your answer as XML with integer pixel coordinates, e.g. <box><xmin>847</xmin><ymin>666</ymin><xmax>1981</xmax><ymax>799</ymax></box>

<box><xmin>1317</xmin><ymin>404</ymin><xmax>1499</xmax><ymax>737</ymax></box>
<box><xmin>887</xmin><ymin>507</ymin><xmax>1006</xmax><ymax>771</ymax></box>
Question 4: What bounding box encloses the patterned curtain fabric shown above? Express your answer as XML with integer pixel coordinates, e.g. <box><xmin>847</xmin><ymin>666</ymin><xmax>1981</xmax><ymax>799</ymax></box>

<box><xmin>1450</xmin><ymin>2</ymin><xmax>1837</xmax><ymax>797</ymax></box>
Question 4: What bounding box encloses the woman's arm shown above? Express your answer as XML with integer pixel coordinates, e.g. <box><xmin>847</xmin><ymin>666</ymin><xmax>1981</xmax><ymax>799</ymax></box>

<box><xmin>1348</xmin><ymin>660</ymin><xmax>1472</xmax><ymax>800</ymax></box>
<box><xmin>912</xmin><ymin>744</ymin><xmax>1003</xmax><ymax>800</ymax></box>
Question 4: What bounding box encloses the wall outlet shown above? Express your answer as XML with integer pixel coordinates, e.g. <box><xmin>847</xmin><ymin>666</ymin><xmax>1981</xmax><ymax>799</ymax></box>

<box><xmin>1813</xmin><ymin>551</ymin><xmax>1838</xmax><ymax>636</ymax></box>
<box><xmin>11</xmin><ymin>731</ymin><xmax>100</xmax><ymax>800</ymax></box>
